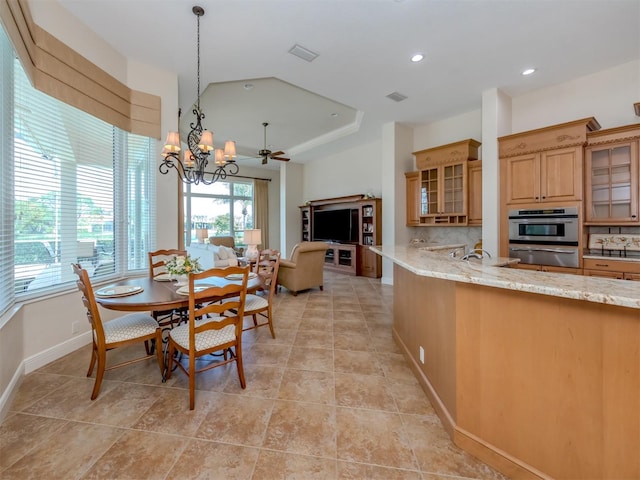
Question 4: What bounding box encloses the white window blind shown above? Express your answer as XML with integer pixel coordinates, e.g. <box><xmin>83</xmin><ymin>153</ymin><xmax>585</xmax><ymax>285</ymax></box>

<box><xmin>0</xmin><ymin>27</ymin><xmax>15</xmax><ymax>316</ymax></box>
<box><xmin>1</xmin><ymin>23</ymin><xmax>154</xmax><ymax>310</ymax></box>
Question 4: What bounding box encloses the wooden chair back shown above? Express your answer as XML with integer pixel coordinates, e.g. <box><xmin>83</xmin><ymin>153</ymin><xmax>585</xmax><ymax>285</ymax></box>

<box><xmin>148</xmin><ymin>249</ymin><xmax>187</xmax><ymax>278</ymax></box>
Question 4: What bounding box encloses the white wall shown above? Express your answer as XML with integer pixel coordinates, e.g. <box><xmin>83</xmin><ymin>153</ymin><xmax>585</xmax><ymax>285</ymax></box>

<box><xmin>512</xmin><ymin>60</ymin><xmax>640</xmax><ymax>132</ymax></box>
<box><xmin>302</xmin><ymin>139</ymin><xmax>382</xmax><ymax>201</ymax></box>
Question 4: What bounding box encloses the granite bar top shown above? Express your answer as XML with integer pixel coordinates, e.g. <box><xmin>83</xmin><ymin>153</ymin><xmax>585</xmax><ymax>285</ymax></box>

<box><xmin>372</xmin><ymin>245</ymin><xmax>640</xmax><ymax>310</ymax></box>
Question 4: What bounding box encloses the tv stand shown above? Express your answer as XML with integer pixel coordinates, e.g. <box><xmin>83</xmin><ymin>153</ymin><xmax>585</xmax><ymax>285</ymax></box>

<box><xmin>299</xmin><ymin>194</ymin><xmax>382</xmax><ymax>278</ymax></box>
<box><xmin>324</xmin><ymin>243</ymin><xmax>357</xmax><ymax>275</ymax></box>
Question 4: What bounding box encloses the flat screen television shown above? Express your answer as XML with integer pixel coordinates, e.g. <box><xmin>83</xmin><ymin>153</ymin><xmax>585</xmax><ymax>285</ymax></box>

<box><xmin>312</xmin><ymin>208</ymin><xmax>359</xmax><ymax>243</ymax></box>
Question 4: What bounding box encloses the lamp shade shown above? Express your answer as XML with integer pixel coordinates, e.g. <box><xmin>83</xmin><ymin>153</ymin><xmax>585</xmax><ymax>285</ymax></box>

<box><xmin>198</xmin><ymin>130</ymin><xmax>214</xmax><ymax>152</ymax></box>
<box><xmin>164</xmin><ymin>131</ymin><xmax>181</xmax><ymax>152</ymax></box>
<box><xmin>196</xmin><ymin>228</ymin><xmax>208</xmax><ymax>243</ymax></box>
<box><xmin>224</xmin><ymin>140</ymin><xmax>237</xmax><ymax>160</ymax></box>
<box><xmin>243</xmin><ymin>229</ymin><xmax>261</xmax><ymax>246</ymax></box>
<box><xmin>214</xmin><ymin>148</ymin><xmax>225</xmax><ymax>165</ymax></box>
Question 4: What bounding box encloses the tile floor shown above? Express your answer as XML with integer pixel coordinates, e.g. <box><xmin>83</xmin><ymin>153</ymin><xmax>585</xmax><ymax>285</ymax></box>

<box><xmin>1</xmin><ymin>272</ymin><xmax>508</xmax><ymax>479</ymax></box>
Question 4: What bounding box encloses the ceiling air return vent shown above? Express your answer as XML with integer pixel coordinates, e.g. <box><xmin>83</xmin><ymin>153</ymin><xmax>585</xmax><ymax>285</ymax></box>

<box><xmin>288</xmin><ymin>44</ymin><xmax>319</xmax><ymax>62</ymax></box>
<box><xmin>386</xmin><ymin>91</ymin><xmax>408</xmax><ymax>102</ymax></box>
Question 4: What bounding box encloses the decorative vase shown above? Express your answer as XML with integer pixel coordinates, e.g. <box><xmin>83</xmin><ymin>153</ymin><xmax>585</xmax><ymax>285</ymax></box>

<box><xmin>174</xmin><ymin>274</ymin><xmax>188</xmax><ymax>287</ymax></box>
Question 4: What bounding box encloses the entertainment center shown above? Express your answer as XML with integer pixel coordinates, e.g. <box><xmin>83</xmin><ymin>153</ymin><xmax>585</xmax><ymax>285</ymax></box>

<box><xmin>300</xmin><ymin>194</ymin><xmax>381</xmax><ymax>278</ymax></box>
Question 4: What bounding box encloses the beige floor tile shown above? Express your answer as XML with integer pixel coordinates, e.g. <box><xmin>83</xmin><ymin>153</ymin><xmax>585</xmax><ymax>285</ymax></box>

<box><xmin>132</xmin><ymin>388</ymin><xmax>217</xmax><ymax>435</ymax></box>
<box><xmin>287</xmin><ymin>346</ymin><xmax>334</xmax><ymax>372</ymax></box>
<box><xmin>401</xmin><ymin>413</ymin><xmax>507</xmax><ymax>479</ymax></box>
<box><xmin>166</xmin><ymin>439</ymin><xmax>259</xmax><ymax>479</ymax></box>
<box><xmin>252</xmin><ymin>450</ymin><xmax>337</xmax><ymax>479</ymax></box>
<box><xmin>243</xmin><ymin>342</ymin><xmax>291</xmax><ymax>366</ymax></box>
<box><xmin>378</xmin><ymin>352</ymin><xmax>419</xmax><ymax>382</ymax></box>
<box><xmin>294</xmin><ymin>329</ymin><xmax>334</xmax><ymax>349</ymax></box>
<box><xmin>195</xmin><ymin>393</ymin><xmax>274</xmax><ymax>446</ymax></box>
<box><xmin>1</xmin><ymin>422</ymin><xmax>124</xmax><ymax>479</ymax></box>
<box><xmin>222</xmin><ymin>364</ymin><xmax>284</xmax><ymax>398</ymax></box>
<box><xmin>263</xmin><ymin>400</ymin><xmax>337</xmax><ymax>458</ymax></box>
<box><xmin>0</xmin><ymin>413</ymin><xmax>68</xmax><ymax>470</ymax></box>
<box><xmin>334</xmin><ymin>372</ymin><xmax>396</xmax><ymax>411</ymax></box>
<box><xmin>277</xmin><ymin>368</ymin><xmax>335</xmax><ymax>404</ymax></box>
<box><xmin>80</xmin><ymin>429</ymin><xmax>185</xmax><ymax>479</ymax></box>
<box><xmin>9</xmin><ymin>372</ymin><xmax>78</xmax><ymax>413</ymax></box>
<box><xmin>334</xmin><ymin>349</ymin><xmax>384</xmax><ymax>376</ymax></box>
<box><xmin>253</xmin><ymin>326</ymin><xmax>297</xmax><ymax>345</ymax></box>
<box><xmin>336</xmin><ymin>407</ymin><xmax>418</xmax><ymax>470</ymax></box>
<box><xmin>337</xmin><ymin>460</ymin><xmax>422</xmax><ymax>479</ymax></box>
<box><xmin>333</xmin><ymin>332</ymin><xmax>373</xmax><ymax>352</ymax></box>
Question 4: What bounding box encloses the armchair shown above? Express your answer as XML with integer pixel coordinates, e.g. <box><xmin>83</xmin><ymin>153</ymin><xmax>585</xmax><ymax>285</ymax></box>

<box><xmin>277</xmin><ymin>241</ymin><xmax>329</xmax><ymax>296</ymax></box>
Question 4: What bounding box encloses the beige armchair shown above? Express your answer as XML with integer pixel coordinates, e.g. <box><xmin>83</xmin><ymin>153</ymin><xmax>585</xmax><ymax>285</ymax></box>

<box><xmin>277</xmin><ymin>241</ymin><xmax>329</xmax><ymax>296</ymax></box>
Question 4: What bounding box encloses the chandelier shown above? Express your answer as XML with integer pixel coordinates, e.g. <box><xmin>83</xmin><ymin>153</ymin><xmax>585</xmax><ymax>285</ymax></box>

<box><xmin>159</xmin><ymin>6</ymin><xmax>238</xmax><ymax>185</ymax></box>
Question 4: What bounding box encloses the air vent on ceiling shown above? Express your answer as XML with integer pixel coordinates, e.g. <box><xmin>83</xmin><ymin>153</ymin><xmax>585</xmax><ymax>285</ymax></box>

<box><xmin>386</xmin><ymin>91</ymin><xmax>408</xmax><ymax>102</ymax></box>
<box><xmin>288</xmin><ymin>44</ymin><xmax>319</xmax><ymax>62</ymax></box>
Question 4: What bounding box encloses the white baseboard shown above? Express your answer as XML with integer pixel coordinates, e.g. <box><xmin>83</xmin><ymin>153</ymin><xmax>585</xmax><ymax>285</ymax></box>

<box><xmin>0</xmin><ymin>361</ymin><xmax>24</xmax><ymax>423</ymax></box>
<box><xmin>24</xmin><ymin>331</ymin><xmax>92</xmax><ymax>374</ymax></box>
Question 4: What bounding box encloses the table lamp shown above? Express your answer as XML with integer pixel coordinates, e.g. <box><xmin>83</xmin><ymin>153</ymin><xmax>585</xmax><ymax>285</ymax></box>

<box><xmin>196</xmin><ymin>228</ymin><xmax>208</xmax><ymax>243</ymax></box>
<box><xmin>243</xmin><ymin>229</ymin><xmax>261</xmax><ymax>261</ymax></box>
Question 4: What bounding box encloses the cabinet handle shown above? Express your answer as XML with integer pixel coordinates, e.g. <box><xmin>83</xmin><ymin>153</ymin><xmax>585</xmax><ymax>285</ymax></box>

<box><xmin>595</xmin><ymin>263</ymin><xmax>609</xmax><ymax>267</ymax></box>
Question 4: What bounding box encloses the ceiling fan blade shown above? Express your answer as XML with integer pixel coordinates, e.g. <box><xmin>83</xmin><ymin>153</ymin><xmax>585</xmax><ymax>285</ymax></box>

<box><xmin>271</xmin><ymin>156</ymin><xmax>290</xmax><ymax>162</ymax></box>
<box><xmin>270</xmin><ymin>151</ymin><xmax>285</xmax><ymax>157</ymax></box>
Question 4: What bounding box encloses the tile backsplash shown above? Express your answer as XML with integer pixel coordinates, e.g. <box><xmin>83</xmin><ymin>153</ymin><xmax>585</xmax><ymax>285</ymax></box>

<box><xmin>409</xmin><ymin>226</ymin><xmax>482</xmax><ymax>252</ymax></box>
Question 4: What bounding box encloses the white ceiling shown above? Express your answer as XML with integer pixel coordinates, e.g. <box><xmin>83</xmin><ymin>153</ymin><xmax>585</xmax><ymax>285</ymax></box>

<box><xmin>51</xmin><ymin>0</ymin><xmax>640</xmax><ymax>168</ymax></box>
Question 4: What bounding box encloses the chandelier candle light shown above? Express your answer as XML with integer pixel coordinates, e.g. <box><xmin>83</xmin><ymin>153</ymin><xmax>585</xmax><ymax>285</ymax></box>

<box><xmin>159</xmin><ymin>6</ymin><xmax>238</xmax><ymax>185</ymax></box>
<box><xmin>244</xmin><ymin>229</ymin><xmax>262</xmax><ymax>261</ymax></box>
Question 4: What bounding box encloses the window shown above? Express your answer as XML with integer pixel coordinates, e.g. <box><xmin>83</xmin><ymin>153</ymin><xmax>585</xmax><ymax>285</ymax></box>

<box><xmin>0</xmin><ymin>25</ymin><xmax>155</xmax><ymax>315</ymax></box>
<box><xmin>183</xmin><ymin>181</ymin><xmax>253</xmax><ymax>246</ymax></box>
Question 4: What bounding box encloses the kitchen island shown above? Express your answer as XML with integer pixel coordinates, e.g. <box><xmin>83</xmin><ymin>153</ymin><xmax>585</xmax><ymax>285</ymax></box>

<box><xmin>372</xmin><ymin>245</ymin><xmax>639</xmax><ymax>480</ymax></box>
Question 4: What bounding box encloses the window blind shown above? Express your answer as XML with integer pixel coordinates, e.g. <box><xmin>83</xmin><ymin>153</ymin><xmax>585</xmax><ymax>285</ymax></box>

<box><xmin>0</xmin><ymin>27</ymin><xmax>14</xmax><ymax>316</ymax></box>
<box><xmin>1</xmin><ymin>22</ymin><xmax>154</xmax><ymax>309</ymax></box>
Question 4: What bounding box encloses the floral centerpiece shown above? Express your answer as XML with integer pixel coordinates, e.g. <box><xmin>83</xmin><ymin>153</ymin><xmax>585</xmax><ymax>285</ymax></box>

<box><xmin>165</xmin><ymin>255</ymin><xmax>201</xmax><ymax>286</ymax></box>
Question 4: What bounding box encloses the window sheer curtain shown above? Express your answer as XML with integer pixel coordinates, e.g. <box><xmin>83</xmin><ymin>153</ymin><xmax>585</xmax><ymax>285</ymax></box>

<box><xmin>254</xmin><ymin>179</ymin><xmax>269</xmax><ymax>249</ymax></box>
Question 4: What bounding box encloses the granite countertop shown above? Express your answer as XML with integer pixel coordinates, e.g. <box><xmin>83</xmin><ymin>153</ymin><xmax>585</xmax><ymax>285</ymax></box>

<box><xmin>372</xmin><ymin>244</ymin><xmax>640</xmax><ymax>309</ymax></box>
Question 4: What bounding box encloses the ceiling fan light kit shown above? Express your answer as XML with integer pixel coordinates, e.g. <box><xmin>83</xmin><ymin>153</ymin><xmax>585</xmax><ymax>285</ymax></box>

<box><xmin>259</xmin><ymin>122</ymin><xmax>290</xmax><ymax>165</ymax></box>
<box><xmin>159</xmin><ymin>6</ymin><xmax>239</xmax><ymax>185</ymax></box>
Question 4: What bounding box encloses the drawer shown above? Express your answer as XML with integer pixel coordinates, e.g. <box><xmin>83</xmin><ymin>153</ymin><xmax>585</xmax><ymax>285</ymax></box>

<box><xmin>583</xmin><ymin>258</ymin><xmax>640</xmax><ymax>274</ymax></box>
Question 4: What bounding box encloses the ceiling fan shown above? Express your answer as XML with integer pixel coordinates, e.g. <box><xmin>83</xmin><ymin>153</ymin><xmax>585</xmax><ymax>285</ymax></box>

<box><xmin>258</xmin><ymin>122</ymin><xmax>290</xmax><ymax>165</ymax></box>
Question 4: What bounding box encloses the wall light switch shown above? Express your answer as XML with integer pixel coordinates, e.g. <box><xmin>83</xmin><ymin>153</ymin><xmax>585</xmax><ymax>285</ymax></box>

<box><xmin>419</xmin><ymin>346</ymin><xmax>425</xmax><ymax>364</ymax></box>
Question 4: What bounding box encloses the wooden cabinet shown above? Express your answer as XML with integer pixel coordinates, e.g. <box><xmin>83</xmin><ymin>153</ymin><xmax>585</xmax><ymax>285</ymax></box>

<box><xmin>410</xmin><ymin>139</ymin><xmax>481</xmax><ymax>226</ymax></box>
<box><xmin>583</xmin><ymin>258</ymin><xmax>640</xmax><ymax>281</ymax></box>
<box><xmin>468</xmin><ymin>160</ymin><xmax>482</xmax><ymax>225</ymax></box>
<box><xmin>499</xmin><ymin>117</ymin><xmax>599</xmax><ymax>205</ymax></box>
<box><xmin>324</xmin><ymin>243</ymin><xmax>356</xmax><ymax>275</ymax></box>
<box><xmin>584</xmin><ymin>124</ymin><xmax>640</xmax><ymax>224</ymax></box>
<box><xmin>503</xmin><ymin>147</ymin><xmax>583</xmax><ymax>204</ymax></box>
<box><xmin>300</xmin><ymin>206</ymin><xmax>310</xmax><ymax>241</ymax></box>
<box><xmin>405</xmin><ymin>171</ymin><xmax>420</xmax><ymax>226</ymax></box>
<box><xmin>300</xmin><ymin>195</ymin><xmax>382</xmax><ymax>278</ymax></box>
<box><xmin>358</xmin><ymin>199</ymin><xmax>382</xmax><ymax>277</ymax></box>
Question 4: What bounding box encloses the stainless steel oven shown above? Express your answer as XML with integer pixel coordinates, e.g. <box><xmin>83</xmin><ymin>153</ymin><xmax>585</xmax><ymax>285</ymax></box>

<box><xmin>508</xmin><ymin>207</ymin><xmax>580</xmax><ymax>268</ymax></box>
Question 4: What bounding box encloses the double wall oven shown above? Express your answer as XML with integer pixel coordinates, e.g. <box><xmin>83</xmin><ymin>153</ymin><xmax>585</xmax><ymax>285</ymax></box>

<box><xmin>508</xmin><ymin>206</ymin><xmax>580</xmax><ymax>268</ymax></box>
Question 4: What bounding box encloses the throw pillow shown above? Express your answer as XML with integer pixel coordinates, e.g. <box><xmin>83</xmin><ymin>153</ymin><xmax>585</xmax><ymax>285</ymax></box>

<box><xmin>215</xmin><ymin>245</ymin><xmax>229</xmax><ymax>260</ymax></box>
<box><xmin>222</xmin><ymin>246</ymin><xmax>237</xmax><ymax>261</ymax></box>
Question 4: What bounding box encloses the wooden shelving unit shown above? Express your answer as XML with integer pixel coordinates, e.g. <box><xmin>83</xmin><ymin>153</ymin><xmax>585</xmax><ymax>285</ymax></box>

<box><xmin>299</xmin><ymin>195</ymin><xmax>382</xmax><ymax>278</ymax></box>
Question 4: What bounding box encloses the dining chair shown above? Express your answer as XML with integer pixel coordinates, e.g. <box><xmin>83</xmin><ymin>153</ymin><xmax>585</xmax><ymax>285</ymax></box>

<box><xmin>148</xmin><ymin>249</ymin><xmax>188</xmax><ymax>328</ymax></box>
<box><xmin>165</xmin><ymin>265</ymin><xmax>250</xmax><ymax>410</ymax></box>
<box><xmin>71</xmin><ymin>263</ymin><xmax>164</xmax><ymax>400</ymax></box>
<box><xmin>221</xmin><ymin>249</ymin><xmax>281</xmax><ymax>339</ymax></box>
<box><xmin>148</xmin><ymin>249</ymin><xmax>187</xmax><ymax>279</ymax></box>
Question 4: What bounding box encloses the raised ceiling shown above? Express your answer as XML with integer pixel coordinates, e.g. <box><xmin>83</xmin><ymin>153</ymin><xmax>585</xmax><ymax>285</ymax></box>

<box><xmin>44</xmin><ymin>0</ymin><xmax>640</xmax><ymax>167</ymax></box>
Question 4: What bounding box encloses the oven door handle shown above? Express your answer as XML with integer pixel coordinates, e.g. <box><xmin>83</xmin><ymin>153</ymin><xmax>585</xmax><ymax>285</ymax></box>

<box><xmin>509</xmin><ymin>247</ymin><xmax>576</xmax><ymax>254</ymax></box>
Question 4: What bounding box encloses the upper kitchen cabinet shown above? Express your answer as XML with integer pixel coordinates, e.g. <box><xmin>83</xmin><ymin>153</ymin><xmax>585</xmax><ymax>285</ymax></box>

<box><xmin>405</xmin><ymin>171</ymin><xmax>420</xmax><ymax>226</ymax></box>
<box><xmin>410</xmin><ymin>139</ymin><xmax>481</xmax><ymax>226</ymax></box>
<box><xmin>584</xmin><ymin>124</ymin><xmax>640</xmax><ymax>225</ymax></box>
<box><xmin>499</xmin><ymin>118</ymin><xmax>601</xmax><ymax>205</ymax></box>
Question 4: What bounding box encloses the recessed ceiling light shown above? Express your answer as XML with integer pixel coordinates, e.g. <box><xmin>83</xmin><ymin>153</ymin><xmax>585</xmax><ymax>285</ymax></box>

<box><xmin>331</xmin><ymin>113</ymin><xmax>339</xmax><ymax>117</ymax></box>
<box><xmin>411</xmin><ymin>53</ymin><xmax>424</xmax><ymax>63</ymax></box>
<box><xmin>243</xmin><ymin>83</ymin><xmax>254</xmax><ymax>90</ymax></box>
<box><xmin>521</xmin><ymin>68</ymin><xmax>536</xmax><ymax>76</ymax></box>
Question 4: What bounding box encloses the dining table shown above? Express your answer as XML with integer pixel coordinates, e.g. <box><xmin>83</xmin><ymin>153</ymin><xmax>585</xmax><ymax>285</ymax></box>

<box><xmin>94</xmin><ymin>273</ymin><xmax>261</xmax><ymax>313</ymax></box>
